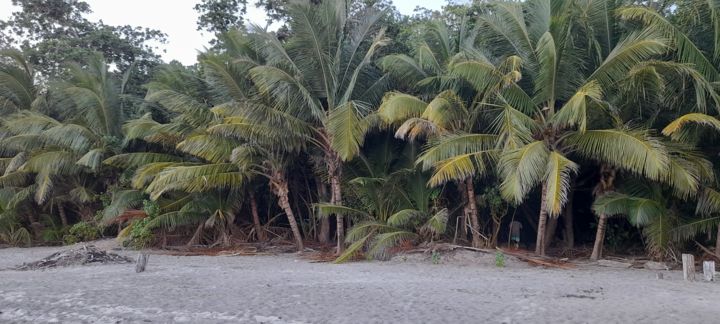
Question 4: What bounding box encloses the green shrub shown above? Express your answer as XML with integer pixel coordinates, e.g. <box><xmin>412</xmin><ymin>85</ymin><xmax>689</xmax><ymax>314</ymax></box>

<box><xmin>63</xmin><ymin>221</ymin><xmax>100</xmax><ymax>245</ymax></box>
<box><xmin>0</xmin><ymin>226</ymin><xmax>31</xmax><ymax>247</ymax></box>
<box><xmin>120</xmin><ymin>200</ymin><xmax>159</xmax><ymax>249</ymax></box>
<box><xmin>495</xmin><ymin>251</ymin><xmax>505</xmax><ymax>267</ymax></box>
<box><xmin>122</xmin><ymin>217</ymin><xmax>155</xmax><ymax>249</ymax></box>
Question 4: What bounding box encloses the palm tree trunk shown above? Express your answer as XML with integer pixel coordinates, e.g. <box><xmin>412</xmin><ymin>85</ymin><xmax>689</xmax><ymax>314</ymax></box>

<box><xmin>249</xmin><ymin>192</ymin><xmax>265</xmax><ymax>242</ymax></box>
<box><xmin>330</xmin><ymin>172</ymin><xmax>344</xmax><ymax>254</ymax></box>
<box><xmin>326</xmin><ymin>153</ymin><xmax>344</xmax><ymax>254</ymax></box>
<box><xmin>591</xmin><ymin>214</ymin><xmax>608</xmax><ymax>260</ymax></box>
<box><xmin>544</xmin><ymin>216</ymin><xmax>558</xmax><ymax>251</ymax></box>
<box><xmin>274</xmin><ymin>175</ymin><xmax>304</xmax><ymax>251</ymax></box>
<box><xmin>465</xmin><ymin>177</ymin><xmax>482</xmax><ymax>248</ymax></box>
<box><xmin>187</xmin><ymin>222</ymin><xmax>204</xmax><ymax>246</ymax></box>
<box><xmin>458</xmin><ymin>182</ymin><xmax>468</xmax><ymax>241</ymax></box>
<box><xmin>58</xmin><ymin>203</ymin><xmax>68</xmax><ymax>227</ymax></box>
<box><xmin>317</xmin><ymin>180</ymin><xmax>331</xmax><ymax>243</ymax></box>
<box><xmin>536</xmin><ymin>183</ymin><xmax>548</xmax><ymax>255</ymax></box>
<box><xmin>563</xmin><ymin>193</ymin><xmax>574</xmax><ymax>249</ymax></box>
<box><xmin>590</xmin><ymin>164</ymin><xmax>616</xmax><ymax>260</ymax></box>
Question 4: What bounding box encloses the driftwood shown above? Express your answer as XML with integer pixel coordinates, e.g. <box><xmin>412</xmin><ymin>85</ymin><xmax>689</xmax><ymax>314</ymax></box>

<box><xmin>405</xmin><ymin>243</ymin><xmax>495</xmax><ymax>254</ymax></box>
<box><xmin>597</xmin><ymin>259</ymin><xmax>633</xmax><ymax>269</ymax></box>
<box><xmin>14</xmin><ymin>245</ymin><xmax>131</xmax><ymax>270</ymax></box>
<box><xmin>682</xmin><ymin>253</ymin><xmax>696</xmax><ymax>281</ymax></box>
<box><xmin>703</xmin><ymin>261</ymin><xmax>715</xmax><ymax>282</ymax></box>
<box><xmin>694</xmin><ymin>241</ymin><xmax>720</xmax><ymax>262</ymax></box>
<box><xmin>135</xmin><ymin>253</ymin><xmax>149</xmax><ymax>273</ymax></box>
<box><xmin>497</xmin><ymin>248</ymin><xmax>575</xmax><ymax>270</ymax></box>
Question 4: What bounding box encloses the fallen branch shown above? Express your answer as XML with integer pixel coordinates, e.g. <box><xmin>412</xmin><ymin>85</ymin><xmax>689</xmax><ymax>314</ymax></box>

<box><xmin>694</xmin><ymin>241</ymin><xmax>720</xmax><ymax>261</ymax></box>
<box><xmin>497</xmin><ymin>248</ymin><xmax>575</xmax><ymax>270</ymax></box>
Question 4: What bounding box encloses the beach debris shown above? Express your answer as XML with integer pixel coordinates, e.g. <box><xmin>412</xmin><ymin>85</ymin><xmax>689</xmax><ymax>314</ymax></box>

<box><xmin>136</xmin><ymin>253</ymin><xmax>149</xmax><ymax>273</ymax></box>
<box><xmin>682</xmin><ymin>253</ymin><xmax>696</xmax><ymax>281</ymax></box>
<box><xmin>694</xmin><ymin>241</ymin><xmax>720</xmax><ymax>262</ymax></box>
<box><xmin>644</xmin><ymin>261</ymin><xmax>669</xmax><ymax>271</ymax></box>
<box><xmin>13</xmin><ymin>245</ymin><xmax>132</xmax><ymax>270</ymax></box>
<box><xmin>597</xmin><ymin>259</ymin><xmax>633</xmax><ymax>269</ymax></box>
<box><xmin>703</xmin><ymin>261</ymin><xmax>715</xmax><ymax>282</ymax></box>
<box><xmin>497</xmin><ymin>248</ymin><xmax>575</xmax><ymax>269</ymax></box>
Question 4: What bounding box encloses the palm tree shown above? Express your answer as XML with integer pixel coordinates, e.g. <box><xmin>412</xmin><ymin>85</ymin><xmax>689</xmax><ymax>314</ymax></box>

<box><xmin>237</xmin><ymin>0</ymin><xmax>391</xmax><ymax>253</ymax></box>
<box><xmin>0</xmin><ymin>53</ymin><xmax>130</xmax><ymax>235</ymax></box>
<box><xmin>376</xmin><ymin>20</ymin><xmax>494</xmax><ymax>248</ymax></box>
<box><xmin>377</xmin><ymin>90</ymin><xmax>497</xmax><ymax>248</ymax></box>
<box><xmin>317</xmin><ymin>134</ymin><xmax>448</xmax><ymax>262</ymax></box>
<box><xmin>620</xmin><ymin>2</ymin><xmax>720</xmax><ymax>257</ymax></box>
<box><xmin>0</xmin><ymin>49</ymin><xmax>38</xmax><ymax>113</ymax></box>
<box><xmin>416</xmin><ymin>0</ymin><xmax>711</xmax><ymax>257</ymax></box>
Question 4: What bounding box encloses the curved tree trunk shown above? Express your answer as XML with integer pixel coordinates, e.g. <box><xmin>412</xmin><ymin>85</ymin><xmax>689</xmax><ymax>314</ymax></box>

<box><xmin>187</xmin><ymin>222</ymin><xmax>205</xmax><ymax>246</ymax></box>
<box><xmin>58</xmin><ymin>203</ymin><xmax>68</xmax><ymax>227</ymax></box>
<box><xmin>591</xmin><ymin>214</ymin><xmax>608</xmax><ymax>260</ymax></box>
<box><xmin>273</xmin><ymin>175</ymin><xmax>304</xmax><ymax>252</ymax></box>
<box><xmin>590</xmin><ymin>164</ymin><xmax>616</xmax><ymax>260</ymax></box>
<box><xmin>536</xmin><ymin>182</ymin><xmax>548</xmax><ymax>256</ymax></box>
<box><xmin>249</xmin><ymin>192</ymin><xmax>265</xmax><ymax>242</ymax></box>
<box><xmin>466</xmin><ymin>177</ymin><xmax>482</xmax><ymax>248</ymax></box>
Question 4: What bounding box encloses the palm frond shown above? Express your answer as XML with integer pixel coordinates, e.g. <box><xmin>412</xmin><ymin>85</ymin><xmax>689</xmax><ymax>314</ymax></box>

<box><xmin>543</xmin><ymin>152</ymin><xmax>578</xmax><ymax>217</ymax></box>
<box><xmin>566</xmin><ymin>128</ymin><xmax>668</xmax><ymax>181</ymax></box>
<box><xmin>499</xmin><ymin>141</ymin><xmax>549</xmax><ymax>203</ymax></box>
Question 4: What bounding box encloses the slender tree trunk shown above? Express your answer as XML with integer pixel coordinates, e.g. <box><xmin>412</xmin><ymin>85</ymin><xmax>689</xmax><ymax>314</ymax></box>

<box><xmin>317</xmin><ymin>180</ymin><xmax>331</xmax><ymax>243</ymax></box>
<box><xmin>590</xmin><ymin>164</ymin><xmax>616</xmax><ymax>260</ymax></box>
<box><xmin>326</xmin><ymin>152</ymin><xmax>344</xmax><ymax>255</ymax></box>
<box><xmin>536</xmin><ymin>183</ymin><xmax>548</xmax><ymax>255</ymax></box>
<box><xmin>715</xmin><ymin>225</ymin><xmax>720</xmax><ymax>256</ymax></box>
<box><xmin>330</xmin><ymin>172</ymin><xmax>344</xmax><ymax>254</ymax></box>
<box><xmin>58</xmin><ymin>203</ymin><xmax>68</xmax><ymax>227</ymax></box>
<box><xmin>591</xmin><ymin>214</ymin><xmax>608</xmax><ymax>260</ymax></box>
<box><xmin>273</xmin><ymin>175</ymin><xmax>304</xmax><ymax>252</ymax></box>
<box><xmin>466</xmin><ymin>177</ymin><xmax>482</xmax><ymax>248</ymax></box>
<box><xmin>544</xmin><ymin>216</ymin><xmax>558</xmax><ymax>251</ymax></box>
<box><xmin>249</xmin><ymin>192</ymin><xmax>265</xmax><ymax>242</ymax></box>
<box><xmin>187</xmin><ymin>222</ymin><xmax>204</xmax><ymax>246</ymax></box>
<box><xmin>458</xmin><ymin>182</ymin><xmax>468</xmax><ymax>241</ymax></box>
<box><xmin>563</xmin><ymin>192</ymin><xmax>574</xmax><ymax>249</ymax></box>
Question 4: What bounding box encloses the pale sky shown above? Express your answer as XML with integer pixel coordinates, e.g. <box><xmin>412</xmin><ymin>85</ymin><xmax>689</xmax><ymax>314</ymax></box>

<box><xmin>0</xmin><ymin>0</ymin><xmax>449</xmax><ymax>65</ymax></box>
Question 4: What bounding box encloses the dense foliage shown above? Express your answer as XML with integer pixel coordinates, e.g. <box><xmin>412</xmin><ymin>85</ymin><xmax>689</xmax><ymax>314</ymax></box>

<box><xmin>1</xmin><ymin>0</ymin><xmax>720</xmax><ymax>263</ymax></box>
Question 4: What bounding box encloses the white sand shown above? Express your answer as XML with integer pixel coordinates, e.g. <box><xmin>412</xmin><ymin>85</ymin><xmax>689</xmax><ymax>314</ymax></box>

<box><xmin>1</xmin><ymin>243</ymin><xmax>718</xmax><ymax>323</ymax></box>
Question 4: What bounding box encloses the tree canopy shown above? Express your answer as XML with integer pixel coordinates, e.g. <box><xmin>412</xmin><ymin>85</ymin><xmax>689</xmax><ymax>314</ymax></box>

<box><xmin>1</xmin><ymin>0</ymin><xmax>720</xmax><ymax>262</ymax></box>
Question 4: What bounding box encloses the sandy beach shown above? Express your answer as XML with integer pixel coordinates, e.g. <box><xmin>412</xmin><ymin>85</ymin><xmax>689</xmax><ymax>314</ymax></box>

<box><xmin>1</xmin><ymin>242</ymin><xmax>718</xmax><ymax>324</ymax></box>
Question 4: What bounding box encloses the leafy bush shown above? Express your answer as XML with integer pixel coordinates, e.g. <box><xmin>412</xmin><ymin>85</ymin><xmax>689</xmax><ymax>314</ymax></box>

<box><xmin>0</xmin><ymin>226</ymin><xmax>31</xmax><ymax>247</ymax></box>
<box><xmin>119</xmin><ymin>200</ymin><xmax>158</xmax><ymax>249</ymax></box>
<box><xmin>126</xmin><ymin>218</ymin><xmax>155</xmax><ymax>249</ymax></box>
<box><xmin>41</xmin><ymin>226</ymin><xmax>68</xmax><ymax>243</ymax></box>
<box><xmin>63</xmin><ymin>221</ymin><xmax>100</xmax><ymax>245</ymax></box>
<box><xmin>495</xmin><ymin>251</ymin><xmax>505</xmax><ymax>267</ymax></box>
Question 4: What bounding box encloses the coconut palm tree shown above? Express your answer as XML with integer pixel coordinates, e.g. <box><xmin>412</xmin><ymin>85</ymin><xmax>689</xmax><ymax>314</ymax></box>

<box><xmin>376</xmin><ymin>90</ymin><xmax>497</xmax><ymax>248</ymax></box>
<box><xmin>375</xmin><ymin>20</ymin><xmax>495</xmax><ymax>248</ymax></box>
<box><xmin>0</xmin><ymin>49</ymin><xmax>39</xmax><ymax>113</ymax></box>
<box><xmin>0</xmin><ymin>53</ymin><xmax>130</xmax><ymax>235</ymax></box>
<box><xmin>620</xmin><ymin>2</ymin><xmax>720</xmax><ymax>257</ymax></box>
<box><xmin>412</xmin><ymin>0</ymin><xmax>716</xmax><ymax>257</ymax></box>
<box><xmin>238</xmin><ymin>0</ymin><xmax>391</xmax><ymax>253</ymax></box>
<box><xmin>317</xmin><ymin>134</ymin><xmax>448</xmax><ymax>262</ymax></box>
